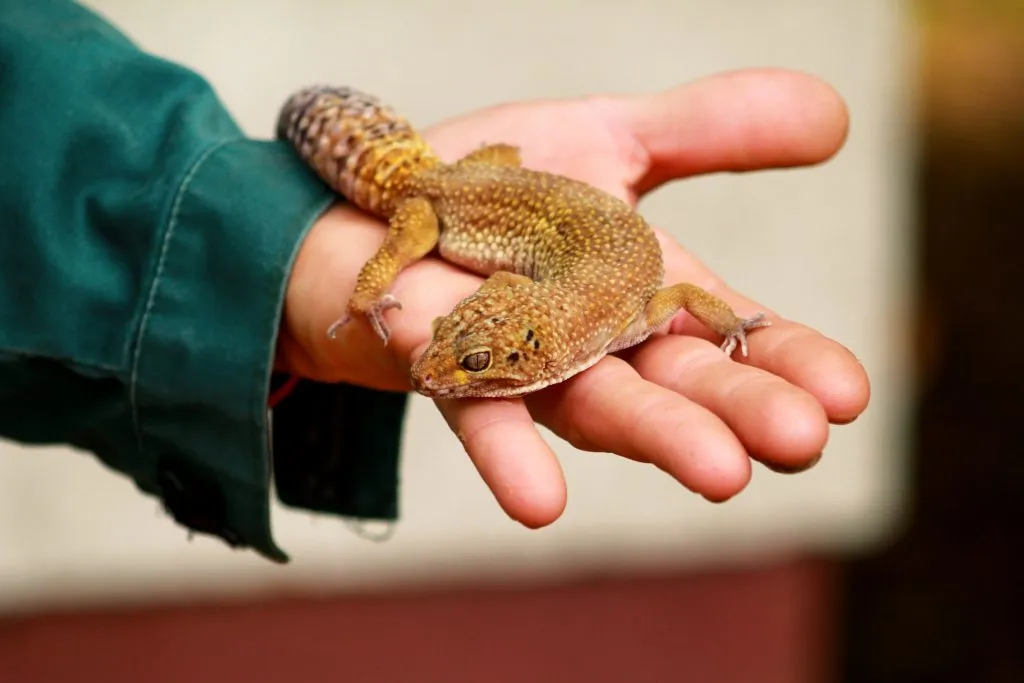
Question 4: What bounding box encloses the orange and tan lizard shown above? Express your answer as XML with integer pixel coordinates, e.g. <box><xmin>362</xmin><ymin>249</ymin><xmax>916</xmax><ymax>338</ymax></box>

<box><xmin>277</xmin><ymin>85</ymin><xmax>770</xmax><ymax>399</ymax></box>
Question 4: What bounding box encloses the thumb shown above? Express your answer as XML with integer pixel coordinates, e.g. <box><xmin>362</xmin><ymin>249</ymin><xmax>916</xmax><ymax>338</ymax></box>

<box><xmin>275</xmin><ymin>204</ymin><xmax>410</xmax><ymax>389</ymax></box>
<box><xmin>276</xmin><ymin>203</ymin><xmax>482</xmax><ymax>391</ymax></box>
<box><xmin>596</xmin><ymin>68</ymin><xmax>849</xmax><ymax>196</ymax></box>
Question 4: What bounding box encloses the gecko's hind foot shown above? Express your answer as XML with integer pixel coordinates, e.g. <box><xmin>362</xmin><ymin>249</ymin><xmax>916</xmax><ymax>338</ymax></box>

<box><xmin>327</xmin><ymin>293</ymin><xmax>403</xmax><ymax>345</ymax></box>
<box><xmin>721</xmin><ymin>312</ymin><xmax>772</xmax><ymax>357</ymax></box>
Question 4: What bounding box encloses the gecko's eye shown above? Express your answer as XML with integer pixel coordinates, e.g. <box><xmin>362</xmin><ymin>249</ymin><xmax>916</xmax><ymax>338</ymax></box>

<box><xmin>460</xmin><ymin>349</ymin><xmax>492</xmax><ymax>373</ymax></box>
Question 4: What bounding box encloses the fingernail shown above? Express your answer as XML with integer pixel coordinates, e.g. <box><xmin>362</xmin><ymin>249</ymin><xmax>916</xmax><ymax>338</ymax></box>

<box><xmin>761</xmin><ymin>451</ymin><xmax>824</xmax><ymax>475</ymax></box>
<box><xmin>701</xmin><ymin>492</ymin><xmax>729</xmax><ymax>504</ymax></box>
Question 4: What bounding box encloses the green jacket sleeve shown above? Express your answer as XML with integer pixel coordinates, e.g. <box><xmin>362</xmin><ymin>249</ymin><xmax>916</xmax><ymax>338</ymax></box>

<box><xmin>0</xmin><ymin>0</ymin><xmax>408</xmax><ymax>562</ymax></box>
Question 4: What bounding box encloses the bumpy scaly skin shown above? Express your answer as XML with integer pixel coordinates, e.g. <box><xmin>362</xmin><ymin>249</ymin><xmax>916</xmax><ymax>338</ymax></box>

<box><xmin>278</xmin><ymin>86</ymin><xmax>771</xmax><ymax>399</ymax></box>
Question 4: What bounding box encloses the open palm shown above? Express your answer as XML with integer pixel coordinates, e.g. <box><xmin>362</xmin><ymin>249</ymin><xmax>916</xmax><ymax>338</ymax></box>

<box><xmin>277</xmin><ymin>68</ymin><xmax>870</xmax><ymax>527</ymax></box>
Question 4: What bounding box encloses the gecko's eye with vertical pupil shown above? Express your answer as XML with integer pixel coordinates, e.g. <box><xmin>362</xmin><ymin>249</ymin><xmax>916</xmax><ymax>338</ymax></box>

<box><xmin>460</xmin><ymin>349</ymin><xmax>492</xmax><ymax>373</ymax></box>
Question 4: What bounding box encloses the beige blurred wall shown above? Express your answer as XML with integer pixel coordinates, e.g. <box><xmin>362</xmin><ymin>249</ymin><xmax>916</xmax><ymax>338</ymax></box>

<box><xmin>0</xmin><ymin>0</ymin><xmax>915</xmax><ymax>612</ymax></box>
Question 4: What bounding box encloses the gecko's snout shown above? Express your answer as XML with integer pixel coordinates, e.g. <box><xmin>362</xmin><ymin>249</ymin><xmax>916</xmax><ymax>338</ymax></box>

<box><xmin>410</xmin><ymin>361</ymin><xmax>460</xmax><ymax>397</ymax></box>
<box><xmin>410</xmin><ymin>367</ymin><xmax>440</xmax><ymax>395</ymax></box>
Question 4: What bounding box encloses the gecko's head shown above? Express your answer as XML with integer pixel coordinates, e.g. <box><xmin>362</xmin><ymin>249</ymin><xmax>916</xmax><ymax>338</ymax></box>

<box><xmin>410</xmin><ymin>288</ymin><xmax>561</xmax><ymax>399</ymax></box>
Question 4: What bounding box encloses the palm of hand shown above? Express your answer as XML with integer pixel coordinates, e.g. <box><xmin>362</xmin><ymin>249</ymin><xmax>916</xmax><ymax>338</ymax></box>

<box><xmin>278</xmin><ymin>69</ymin><xmax>869</xmax><ymax>527</ymax></box>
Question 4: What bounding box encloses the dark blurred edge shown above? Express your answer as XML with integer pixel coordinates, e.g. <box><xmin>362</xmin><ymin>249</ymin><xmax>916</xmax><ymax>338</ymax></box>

<box><xmin>840</xmin><ymin>4</ymin><xmax>1024</xmax><ymax>682</ymax></box>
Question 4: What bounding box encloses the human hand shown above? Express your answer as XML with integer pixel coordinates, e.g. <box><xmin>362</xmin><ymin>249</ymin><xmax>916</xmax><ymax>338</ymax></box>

<box><xmin>275</xmin><ymin>68</ymin><xmax>869</xmax><ymax>527</ymax></box>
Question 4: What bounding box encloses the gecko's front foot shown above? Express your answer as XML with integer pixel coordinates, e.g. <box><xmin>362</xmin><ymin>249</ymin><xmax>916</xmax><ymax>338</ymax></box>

<box><xmin>721</xmin><ymin>312</ymin><xmax>772</xmax><ymax>357</ymax></box>
<box><xmin>326</xmin><ymin>293</ymin><xmax>403</xmax><ymax>345</ymax></box>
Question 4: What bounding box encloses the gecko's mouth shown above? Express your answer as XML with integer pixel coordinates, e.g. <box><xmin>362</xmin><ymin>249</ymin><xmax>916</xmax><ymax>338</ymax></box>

<box><xmin>410</xmin><ymin>370</ymin><xmax>525</xmax><ymax>399</ymax></box>
<box><xmin>413</xmin><ymin>373</ymin><xmax>446</xmax><ymax>397</ymax></box>
<box><xmin>409</xmin><ymin>371</ymin><xmax>453</xmax><ymax>397</ymax></box>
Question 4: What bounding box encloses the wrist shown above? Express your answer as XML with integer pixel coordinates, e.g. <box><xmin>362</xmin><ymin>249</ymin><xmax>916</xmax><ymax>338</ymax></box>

<box><xmin>274</xmin><ymin>203</ymin><xmax>412</xmax><ymax>390</ymax></box>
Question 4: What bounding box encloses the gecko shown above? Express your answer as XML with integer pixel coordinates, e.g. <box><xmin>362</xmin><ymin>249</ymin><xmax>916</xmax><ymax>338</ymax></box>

<box><xmin>276</xmin><ymin>85</ymin><xmax>770</xmax><ymax>399</ymax></box>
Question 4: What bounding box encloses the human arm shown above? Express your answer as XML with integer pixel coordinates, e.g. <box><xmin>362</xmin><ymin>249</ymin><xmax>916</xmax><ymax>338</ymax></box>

<box><xmin>0</xmin><ymin>2</ymin><xmax>867</xmax><ymax>558</ymax></box>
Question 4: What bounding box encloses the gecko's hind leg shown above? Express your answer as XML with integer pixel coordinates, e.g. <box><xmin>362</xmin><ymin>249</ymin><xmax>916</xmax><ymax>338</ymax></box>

<box><xmin>328</xmin><ymin>196</ymin><xmax>439</xmax><ymax>345</ymax></box>
<box><xmin>609</xmin><ymin>283</ymin><xmax>771</xmax><ymax>357</ymax></box>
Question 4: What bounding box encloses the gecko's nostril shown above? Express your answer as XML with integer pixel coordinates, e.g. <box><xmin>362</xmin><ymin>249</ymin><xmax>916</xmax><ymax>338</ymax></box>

<box><xmin>422</xmin><ymin>373</ymin><xmax>433</xmax><ymax>385</ymax></box>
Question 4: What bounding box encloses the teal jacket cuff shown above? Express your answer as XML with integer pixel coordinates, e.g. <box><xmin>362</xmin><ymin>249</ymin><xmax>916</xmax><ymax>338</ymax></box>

<box><xmin>0</xmin><ymin>0</ymin><xmax>410</xmax><ymax>562</ymax></box>
<box><xmin>133</xmin><ymin>138</ymin><xmax>411</xmax><ymax>562</ymax></box>
<box><xmin>129</xmin><ymin>138</ymin><xmax>331</xmax><ymax>562</ymax></box>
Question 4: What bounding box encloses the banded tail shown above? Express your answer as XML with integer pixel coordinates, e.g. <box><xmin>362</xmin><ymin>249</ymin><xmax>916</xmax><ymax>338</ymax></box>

<box><xmin>277</xmin><ymin>86</ymin><xmax>440</xmax><ymax>216</ymax></box>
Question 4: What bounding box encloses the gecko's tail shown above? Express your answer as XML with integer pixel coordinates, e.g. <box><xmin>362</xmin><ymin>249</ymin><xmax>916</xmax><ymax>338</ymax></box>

<box><xmin>275</xmin><ymin>85</ymin><xmax>439</xmax><ymax>214</ymax></box>
<box><xmin>275</xmin><ymin>85</ymin><xmax>377</xmax><ymax>142</ymax></box>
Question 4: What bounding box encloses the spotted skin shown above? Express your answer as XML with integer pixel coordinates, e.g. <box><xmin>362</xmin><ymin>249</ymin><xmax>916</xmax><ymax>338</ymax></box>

<box><xmin>278</xmin><ymin>86</ymin><xmax>770</xmax><ymax>398</ymax></box>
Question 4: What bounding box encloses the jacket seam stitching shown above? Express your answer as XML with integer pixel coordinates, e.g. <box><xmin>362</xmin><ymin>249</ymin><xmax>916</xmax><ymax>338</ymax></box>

<box><xmin>128</xmin><ymin>138</ymin><xmax>238</xmax><ymax>456</ymax></box>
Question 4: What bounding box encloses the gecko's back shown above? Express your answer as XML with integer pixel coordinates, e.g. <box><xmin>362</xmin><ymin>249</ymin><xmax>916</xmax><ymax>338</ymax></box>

<box><xmin>277</xmin><ymin>86</ymin><xmax>662</xmax><ymax>291</ymax></box>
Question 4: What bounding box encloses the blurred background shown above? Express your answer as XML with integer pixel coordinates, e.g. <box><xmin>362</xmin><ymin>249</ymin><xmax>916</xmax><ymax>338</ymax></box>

<box><xmin>0</xmin><ymin>0</ymin><xmax>1019</xmax><ymax>681</ymax></box>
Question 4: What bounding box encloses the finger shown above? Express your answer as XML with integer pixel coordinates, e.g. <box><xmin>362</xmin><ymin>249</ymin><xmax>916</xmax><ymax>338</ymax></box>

<box><xmin>434</xmin><ymin>397</ymin><xmax>568</xmax><ymax>527</ymax></box>
<box><xmin>653</xmin><ymin>232</ymin><xmax>871</xmax><ymax>425</ymax></box>
<box><xmin>527</xmin><ymin>355</ymin><xmax>752</xmax><ymax>502</ymax></box>
<box><xmin>710</xmin><ymin>317</ymin><xmax>870</xmax><ymax>427</ymax></box>
<box><xmin>599</xmin><ymin>68</ymin><xmax>850</xmax><ymax>195</ymax></box>
<box><xmin>623</xmin><ymin>334</ymin><xmax>829</xmax><ymax>473</ymax></box>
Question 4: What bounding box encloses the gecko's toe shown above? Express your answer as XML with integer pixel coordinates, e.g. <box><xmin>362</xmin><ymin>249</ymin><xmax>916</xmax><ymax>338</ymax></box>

<box><xmin>377</xmin><ymin>293</ymin><xmax>403</xmax><ymax>313</ymax></box>
<box><xmin>326</xmin><ymin>314</ymin><xmax>351</xmax><ymax>340</ymax></box>
<box><xmin>368</xmin><ymin>311</ymin><xmax>391</xmax><ymax>345</ymax></box>
<box><xmin>366</xmin><ymin>294</ymin><xmax>403</xmax><ymax>345</ymax></box>
<box><xmin>721</xmin><ymin>313</ymin><xmax>772</xmax><ymax>357</ymax></box>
